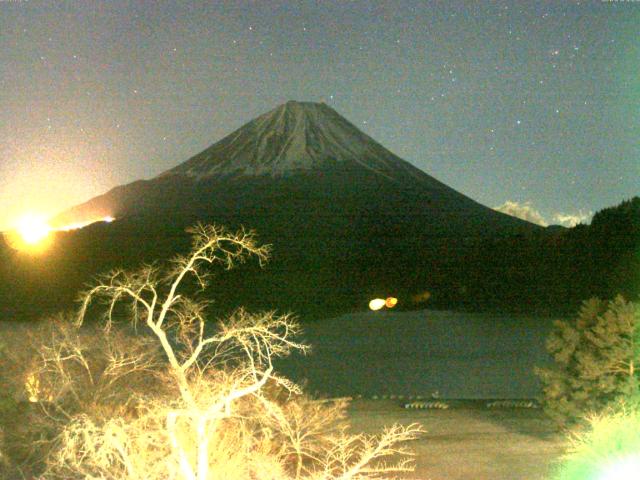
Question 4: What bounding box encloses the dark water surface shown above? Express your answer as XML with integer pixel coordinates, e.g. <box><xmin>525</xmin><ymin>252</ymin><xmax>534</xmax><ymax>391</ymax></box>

<box><xmin>276</xmin><ymin>309</ymin><xmax>558</xmax><ymax>399</ymax></box>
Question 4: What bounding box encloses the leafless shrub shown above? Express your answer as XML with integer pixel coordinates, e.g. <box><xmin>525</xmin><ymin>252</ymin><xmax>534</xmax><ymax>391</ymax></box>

<box><xmin>20</xmin><ymin>223</ymin><xmax>422</xmax><ymax>479</ymax></box>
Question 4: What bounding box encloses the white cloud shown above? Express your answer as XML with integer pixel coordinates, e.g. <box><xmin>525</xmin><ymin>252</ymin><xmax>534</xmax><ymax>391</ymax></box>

<box><xmin>494</xmin><ymin>201</ymin><xmax>548</xmax><ymax>227</ymax></box>
<box><xmin>552</xmin><ymin>211</ymin><xmax>592</xmax><ymax>227</ymax></box>
<box><xmin>494</xmin><ymin>201</ymin><xmax>593</xmax><ymax>228</ymax></box>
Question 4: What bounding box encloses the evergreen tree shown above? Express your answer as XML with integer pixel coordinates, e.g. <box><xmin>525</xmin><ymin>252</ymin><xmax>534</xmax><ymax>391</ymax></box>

<box><xmin>535</xmin><ymin>296</ymin><xmax>640</xmax><ymax>426</ymax></box>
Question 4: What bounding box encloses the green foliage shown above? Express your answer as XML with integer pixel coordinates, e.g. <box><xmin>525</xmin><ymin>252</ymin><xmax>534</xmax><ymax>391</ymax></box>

<box><xmin>552</xmin><ymin>401</ymin><xmax>640</xmax><ymax>480</ymax></box>
<box><xmin>536</xmin><ymin>296</ymin><xmax>640</xmax><ymax>426</ymax></box>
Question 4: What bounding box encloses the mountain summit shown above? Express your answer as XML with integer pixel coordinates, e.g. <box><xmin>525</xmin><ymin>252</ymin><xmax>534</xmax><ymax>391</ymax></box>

<box><xmin>160</xmin><ymin>100</ymin><xmax>421</xmax><ymax>181</ymax></box>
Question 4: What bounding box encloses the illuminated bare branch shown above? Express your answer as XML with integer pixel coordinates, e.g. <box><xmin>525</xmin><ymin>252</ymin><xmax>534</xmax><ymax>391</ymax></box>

<box><xmin>20</xmin><ymin>223</ymin><xmax>422</xmax><ymax>480</ymax></box>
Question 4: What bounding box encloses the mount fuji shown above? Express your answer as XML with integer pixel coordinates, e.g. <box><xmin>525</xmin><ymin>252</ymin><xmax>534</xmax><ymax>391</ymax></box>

<box><xmin>54</xmin><ymin>101</ymin><xmax>533</xmax><ymax>234</ymax></box>
<box><xmin>6</xmin><ymin>101</ymin><xmax>541</xmax><ymax>318</ymax></box>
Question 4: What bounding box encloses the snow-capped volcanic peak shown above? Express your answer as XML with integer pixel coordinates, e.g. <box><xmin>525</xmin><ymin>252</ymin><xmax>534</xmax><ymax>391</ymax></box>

<box><xmin>161</xmin><ymin>101</ymin><xmax>411</xmax><ymax>179</ymax></box>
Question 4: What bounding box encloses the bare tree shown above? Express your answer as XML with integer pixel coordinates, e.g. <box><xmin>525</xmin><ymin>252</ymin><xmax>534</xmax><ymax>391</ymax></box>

<box><xmin>24</xmin><ymin>223</ymin><xmax>422</xmax><ymax>479</ymax></box>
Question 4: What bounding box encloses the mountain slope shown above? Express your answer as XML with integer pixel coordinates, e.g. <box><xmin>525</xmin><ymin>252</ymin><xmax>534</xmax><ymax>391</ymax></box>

<box><xmin>53</xmin><ymin>101</ymin><xmax>532</xmax><ymax>235</ymax></box>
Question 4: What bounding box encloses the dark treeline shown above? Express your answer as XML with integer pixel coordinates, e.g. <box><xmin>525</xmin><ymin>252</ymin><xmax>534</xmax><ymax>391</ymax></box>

<box><xmin>443</xmin><ymin>197</ymin><xmax>640</xmax><ymax>315</ymax></box>
<box><xmin>0</xmin><ymin>197</ymin><xmax>638</xmax><ymax>322</ymax></box>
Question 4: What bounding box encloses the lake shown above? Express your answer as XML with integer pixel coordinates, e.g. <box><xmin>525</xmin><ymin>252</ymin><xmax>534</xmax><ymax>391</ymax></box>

<box><xmin>277</xmin><ymin>309</ymin><xmax>559</xmax><ymax>399</ymax></box>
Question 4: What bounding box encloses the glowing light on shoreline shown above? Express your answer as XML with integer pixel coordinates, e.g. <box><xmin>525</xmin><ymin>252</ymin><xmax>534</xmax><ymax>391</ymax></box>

<box><xmin>369</xmin><ymin>296</ymin><xmax>399</xmax><ymax>311</ymax></box>
<box><xmin>369</xmin><ymin>298</ymin><xmax>386</xmax><ymax>311</ymax></box>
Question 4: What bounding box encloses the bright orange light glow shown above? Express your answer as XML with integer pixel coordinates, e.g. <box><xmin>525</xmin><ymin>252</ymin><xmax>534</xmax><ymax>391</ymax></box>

<box><xmin>3</xmin><ymin>213</ymin><xmax>116</xmax><ymax>253</ymax></box>
<box><xmin>385</xmin><ymin>297</ymin><xmax>398</xmax><ymax>308</ymax></box>
<box><xmin>16</xmin><ymin>214</ymin><xmax>51</xmax><ymax>245</ymax></box>
<box><xmin>369</xmin><ymin>298</ymin><xmax>386</xmax><ymax>311</ymax></box>
<box><xmin>2</xmin><ymin>213</ymin><xmax>54</xmax><ymax>253</ymax></box>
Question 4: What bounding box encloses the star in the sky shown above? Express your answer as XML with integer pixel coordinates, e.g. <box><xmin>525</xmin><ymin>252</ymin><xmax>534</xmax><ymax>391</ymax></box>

<box><xmin>0</xmin><ymin>0</ymin><xmax>634</xmax><ymax>232</ymax></box>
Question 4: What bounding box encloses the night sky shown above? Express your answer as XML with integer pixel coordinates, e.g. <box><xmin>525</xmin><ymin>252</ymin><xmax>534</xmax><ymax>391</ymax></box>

<box><xmin>1</xmin><ymin>0</ymin><xmax>638</xmax><ymax>231</ymax></box>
